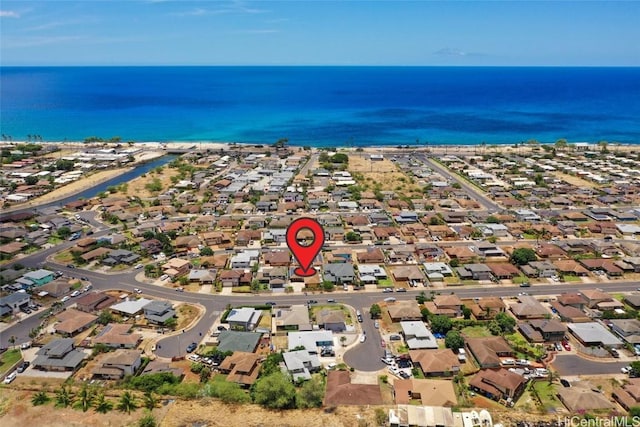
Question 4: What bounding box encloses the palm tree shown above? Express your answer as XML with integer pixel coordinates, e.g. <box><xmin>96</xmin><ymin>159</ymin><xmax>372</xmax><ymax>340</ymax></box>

<box><xmin>76</xmin><ymin>384</ymin><xmax>93</xmax><ymax>412</ymax></box>
<box><xmin>340</xmin><ymin>336</ymin><xmax>347</xmax><ymax>347</ymax></box>
<box><xmin>93</xmin><ymin>392</ymin><xmax>113</xmax><ymax>413</ymax></box>
<box><xmin>143</xmin><ymin>391</ymin><xmax>157</xmax><ymax>410</ymax></box>
<box><xmin>598</xmin><ymin>140</ymin><xmax>609</xmax><ymax>153</ymax></box>
<box><xmin>548</xmin><ymin>369</ymin><xmax>559</xmax><ymax>385</ymax></box>
<box><xmin>31</xmin><ymin>391</ymin><xmax>50</xmax><ymax>406</ymax></box>
<box><xmin>8</xmin><ymin>335</ymin><xmax>16</xmax><ymax>349</ymax></box>
<box><xmin>55</xmin><ymin>386</ymin><xmax>73</xmax><ymax>408</ymax></box>
<box><xmin>117</xmin><ymin>391</ymin><xmax>138</xmax><ymax>414</ymax></box>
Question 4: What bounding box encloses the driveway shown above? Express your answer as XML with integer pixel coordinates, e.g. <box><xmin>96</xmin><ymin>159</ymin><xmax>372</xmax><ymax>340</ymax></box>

<box><xmin>552</xmin><ymin>354</ymin><xmax>629</xmax><ymax>376</ymax></box>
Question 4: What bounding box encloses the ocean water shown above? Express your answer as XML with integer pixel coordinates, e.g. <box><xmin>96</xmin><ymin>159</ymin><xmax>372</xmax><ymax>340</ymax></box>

<box><xmin>1</xmin><ymin>66</ymin><xmax>639</xmax><ymax>146</ymax></box>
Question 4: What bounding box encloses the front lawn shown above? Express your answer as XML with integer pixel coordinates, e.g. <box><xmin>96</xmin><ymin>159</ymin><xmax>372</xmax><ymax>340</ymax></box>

<box><xmin>310</xmin><ymin>304</ymin><xmax>354</xmax><ymax>325</ymax></box>
<box><xmin>561</xmin><ymin>275</ymin><xmax>581</xmax><ymax>282</ymax></box>
<box><xmin>532</xmin><ymin>381</ymin><xmax>562</xmax><ymax>411</ymax></box>
<box><xmin>231</xmin><ymin>286</ymin><xmax>252</xmax><ymax>293</ymax></box>
<box><xmin>512</xmin><ymin>275</ymin><xmax>529</xmax><ymax>284</ymax></box>
<box><xmin>0</xmin><ymin>349</ymin><xmax>22</xmax><ymax>376</ymax></box>
<box><xmin>377</xmin><ymin>278</ymin><xmax>393</xmax><ymax>287</ymax></box>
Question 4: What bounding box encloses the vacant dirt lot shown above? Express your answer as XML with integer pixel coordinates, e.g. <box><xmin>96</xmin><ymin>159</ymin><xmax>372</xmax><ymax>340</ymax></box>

<box><xmin>348</xmin><ymin>155</ymin><xmax>421</xmax><ymax>195</ymax></box>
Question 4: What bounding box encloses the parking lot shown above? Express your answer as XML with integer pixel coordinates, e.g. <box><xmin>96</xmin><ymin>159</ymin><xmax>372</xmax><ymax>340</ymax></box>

<box><xmin>551</xmin><ymin>354</ymin><xmax>630</xmax><ymax>376</ymax></box>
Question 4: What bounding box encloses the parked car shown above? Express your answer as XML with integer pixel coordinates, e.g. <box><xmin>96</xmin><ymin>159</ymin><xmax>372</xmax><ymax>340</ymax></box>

<box><xmin>383</xmin><ymin>288</ymin><xmax>393</xmax><ymax>293</ymax></box>
<box><xmin>398</xmin><ymin>371</ymin><xmax>410</xmax><ymax>379</ymax></box>
<box><xmin>134</xmin><ymin>264</ymin><xmax>144</xmax><ymax>269</ymax></box>
<box><xmin>186</xmin><ymin>342</ymin><xmax>197</xmax><ymax>353</ymax></box>
<box><xmin>326</xmin><ymin>299</ymin><xmax>336</xmax><ymax>303</ymax></box>
<box><xmin>175</xmin><ymin>287</ymin><xmax>184</xmax><ymax>292</ymax></box>
<box><xmin>359</xmin><ymin>334</ymin><xmax>366</xmax><ymax>343</ymax></box>
<box><xmin>70</xmin><ymin>290</ymin><xmax>80</xmax><ymax>297</ymax></box>
<box><xmin>4</xmin><ymin>371</ymin><xmax>16</xmax><ymax>384</ymax></box>
<box><xmin>67</xmin><ymin>264</ymin><xmax>75</xmax><ymax>268</ymax></box>
<box><xmin>384</xmin><ymin>297</ymin><xmax>396</xmax><ymax>303</ymax></box>
<box><xmin>622</xmin><ymin>366</ymin><xmax>631</xmax><ymax>374</ymax></box>
<box><xmin>374</xmin><ymin>321</ymin><xmax>379</xmax><ymax>329</ymax></box>
<box><xmin>265</xmin><ymin>302</ymin><xmax>277</xmax><ymax>306</ymax></box>
<box><xmin>20</xmin><ymin>341</ymin><xmax>31</xmax><ymax>350</ymax></box>
<box><xmin>60</xmin><ymin>296</ymin><xmax>71</xmax><ymax>303</ymax></box>
<box><xmin>555</xmin><ymin>342</ymin><xmax>563</xmax><ymax>351</ymax></box>
<box><xmin>389</xmin><ymin>334</ymin><xmax>402</xmax><ymax>341</ymax></box>
<box><xmin>134</xmin><ymin>288</ymin><xmax>142</xmax><ymax>294</ymax></box>
<box><xmin>395</xmin><ymin>288</ymin><xmax>407</xmax><ymax>293</ymax></box>
<box><xmin>563</xmin><ymin>342</ymin><xmax>571</xmax><ymax>351</ymax></box>
<box><xmin>307</xmin><ymin>300</ymin><xmax>318</xmax><ymax>305</ymax></box>
<box><xmin>217</xmin><ymin>325</ymin><xmax>227</xmax><ymax>331</ymax></box>
<box><xmin>159</xmin><ymin>274</ymin><xmax>169</xmax><ymax>281</ymax></box>
<box><xmin>17</xmin><ymin>361</ymin><xmax>30</xmax><ymax>373</ymax></box>
<box><xmin>560</xmin><ymin>379</ymin><xmax>571</xmax><ymax>387</ymax></box>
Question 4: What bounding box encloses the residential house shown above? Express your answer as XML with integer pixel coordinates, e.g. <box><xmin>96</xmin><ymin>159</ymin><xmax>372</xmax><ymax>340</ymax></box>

<box><xmin>32</xmin><ymin>338</ymin><xmax>86</xmax><ymax>372</ymax></box>
<box><xmin>324</xmin><ymin>371</ymin><xmax>383</xmax><ymax>406</ymax></box>
<box><xmin>567</xmin><ymin>322</ymin><xmax>623</xmax><ymax>348</ymax></box>
<box><xmin>54</xmin><ymin>309</ymin><xmax>98</xmax><ymax>337</ymax></box>
<box><xmin>518</xmin><ymin>319</ymin><xmax>567</xmax><ymax>343</ymax></box>
<box><xmin>422</xmin><ymin>262</ymin><xmax>453</xmax><ymax>281</ymax></box>
<box><xmin>274</xmin><ymin>305</ymin><xmax>312</xmax><ymax>331</ymax></box>
<box><xmin>613</xmin><ymin>378</ymin><xmax>640</xmax><ymax>411</ymax></box>
<box><xmin>102</xmin><ymin>249</ymin><xmax>141</xmax><ymax>266</ymax></box>
<box><xmin>400</xmin><ymin>321</ymin><xmax>438</xmax><ymax>350</ymax></box>
<box><xmin>92</xmin><ymin>349</ymin><xmax>143</xmax><ymax>380</ymax></box>
<box><xmin>468</xmin><ymin>297</ymin><xmax>505</xmax><ymax>320</ymax></box>
<box><xmin>456</xmin><ymin>264</ymin><xmax>493</xmax><ymax>281</ymax></box>
<box><xmin>580</xmin><ymin>289</ymin><xmax>616</xmax><ymax>309</ymax></box>
<box><xmin>20</xmin><ymin>269</ymin><xmax>54</xmax><ymax>286</ymax></box>
<box><xmin>510</xmin><ymin>295</ymin><xmax>550</xmax><ymax>319</ymax></box>
<box><xmin>0</xmin><ymin>292</ymin><xmax>30</xmax><ymax>316</ymax></box>
<box><xmin>409</xmin><ymin>349</ymin><xmax>461</xmax><ymax>377</ymax></box>
<box><xmin>609</xmin><ymin>319</ymin><xmax>640</xmax><ymax>345</ymax></box>
<box><xmin>465</xmin><ymin>337</ymin><xmax>513</xmax><ymax>369</ymax></box>
<box><xmin>356</xmin><ymin>248</ymin><xmax>386</xmax><ymax>264</ymax></box>
<box><xmin>216</xmin><ymin>331</ymin><xmax>262</xmax><ymax>353</ymax></box>
<box><xmin>387</xmin><ymin>301</ymin><xmax>423</xmax><ymax>322</ymax></box>
<box><xmin>393</xmin><ymin>379</ymin><xmax>458</xmax><ymax>407</ymax></box>
<box><xmin>357</xmin><ymin>264</ymin><xmax>387</xmax><ymax>284</ymax></box>
<box><xmin>557</xmin><ymin>386</ymin><xmax>615</xmax><ymax>413</ymax></box>
<box><xmin>264</xmin><ymin>251</ymin><xmax>290</xmax><ymax>266</ymax></box>
<box><xmin>432</xmin><ymin>294</ymin><xmax>463</xmax><ymax>317</ymax></box>
<box><xmin>75</xmin><ymin>292</ymin><xmax>116</xmax><ymax>313</ymax></box>
<box><xmin>143</xmin><ymin>300</ymin><xmax>176</xmax><ymax>325</ymax></box>
<box><xmin>188</xmin><ymin>269</ymin><xmax>217</xmax><ymax>284</ymax></box>
<box><xmin>219</xmin><ymin>351</ymin><xmax>262</xmax><ymax>387</ymax></box>
<box><xmin>524</xmin><ymin>261</ymin><xmax>558</xmax><ymax>278</ymax></box>
<box><xmin>550</xmin><ymin>301</ymin><xmax>591</xmax><ymax>323</ymax></box>
<box><xmin>322</xmin><ymin>263</ymin><xmax>355</xmax><ymax>284</ymax></box>
<box><xmin>283</xmin><ymin>350</ymin><xmax>321</xmax><ymax>381</ymax></box>
<box><xmin>316</xmin><ymin>309</ymin><xmax>347</xmax><ymax>332</ymax></box>
<box><xmin>469</xmin><ymin>368</ymin><xmax>527</xmax><ymax>403</ymax></box>
<box><xmin>92</xmin><ymin>323</ymin><xmax>142</xmax><ymax>349</ymax></box>
<box><xmin>162</xmin><ymin>258</ymin><xmax>192</xmax><ymax>278</ymax></box>
<box><xmin>287</xmin><ymin>331</ymin><xmax>334</xmax><ymax>354</ymax></box>
<box><xmin>391</xmin><ymin>266</ymin><xmax>425</xmax><ymax>287</ymax></box>
<box><xmin>226</xmin><ymin>307</ymin><xmax>262</xmax><ymax>331</ymax></box>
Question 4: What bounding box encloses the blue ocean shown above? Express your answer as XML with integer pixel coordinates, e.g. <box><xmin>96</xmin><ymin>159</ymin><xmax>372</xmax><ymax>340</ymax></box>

<box><xmin>1</xmin><ymin>66</ymin><xmax>639</xmax><ymax>146</ymax></box>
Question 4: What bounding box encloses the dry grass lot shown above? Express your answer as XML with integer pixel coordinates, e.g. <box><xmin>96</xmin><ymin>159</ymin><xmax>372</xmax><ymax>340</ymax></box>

<box><xmin>348</xmin><ymin>155</ymin><xmax>422</xmax><ymax>194</ymax></box>
<box><xmin>552</xmin><ymin>171</ymin><xmax>600</xmax><ymax>189</ymax></box>
<box><xmin>125</xmin><ymin>166</ymin><xmax>180</xmax><ymax>199</ymax></box>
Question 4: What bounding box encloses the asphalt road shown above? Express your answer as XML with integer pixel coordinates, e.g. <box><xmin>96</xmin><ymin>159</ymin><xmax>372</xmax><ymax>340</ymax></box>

<box><xmin>343</xmin><ymin>305</ymin><xmax>386</xmax><ymax>372</ymax></box>
<box><xmin>551</xmin><ymin>354</ymin><xmax>630</xmax><ymax>376</ymax></box>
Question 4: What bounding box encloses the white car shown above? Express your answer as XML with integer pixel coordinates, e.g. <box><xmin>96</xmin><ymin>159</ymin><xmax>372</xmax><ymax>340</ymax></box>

<box><xmin>159</xmin><ymin>274</ymin><xmax>169</xmax><ymax>281</ymax></box>
<box><xmin>134</xmin><ymin>288</ymin><xmax>142</xmax><ymax>294</ymax></box>
<box><xmin>70</xmin><ymin>290</ymin><xmax>80</xmax><ymax>297</ymax></box>
<box><xmin>622</xmin><ymin>366</ymin><xmax>631</xmax><ymax>374</ymax></box>
<box><xmin>60</xmin><ymin>296</ymin><xmax>71</xmax><ymax>303</ymax></box>
<box><xmin>360</xmin><ymin>334</ymin><xmax>366</xmax><ymax>343</ymax></box>
<box><xmin>4</xmin><ymin>372</ymin><xmax>16</xmax><ymax>384</ymax></box>
<box><xmin>134</xmin><ymin>264</ymin><xmax>144</xmax><ymax>270</ymax></box>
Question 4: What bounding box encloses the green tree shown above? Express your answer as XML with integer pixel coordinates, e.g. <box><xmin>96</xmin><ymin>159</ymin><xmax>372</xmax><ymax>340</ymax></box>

<box><xmin>296</xmin><ymin>375</ymin><xmax>325</xmax><ymax>408</ymax></box>
<box><xmin>8</xmin><ymin>335</ymin><xmax>16</xmax><ymax>349</ymax></box>
<box><xmin>430</xmin><ymin>315</ymin><xmax>453</xmax><ymax>335</ymax></box>
<box><xmin>97</xmin><ymin>309</ymin><xmax>114</xmax><ymax>325</ymax></box>
<box><xmin>510</xmin><ymin>248</ymin><xmax>537</xmax><ymax>266</ymax></box>
<box><xmin>485</xmin><ymin>215</ymin><xmax>500</xmax><ymax>224</ymax></box>
<box><xmin>75</xmin><ymin>384</ymin><xmax>93</xmax><ymax>412</ymax></box>
<box><xmin>24</xmin><ymin>175</ymin><xmax>39</xmax><ymax>185</ymax></box>
<box><xmin>629</xmin><ymin>407</ymin><xmax>640</xmax><ymax>418</ymax></box>
<box><xmin>117</xmin><ymin>391</ymin><xmax>138</xmax><ymax>414</ymax></box>
<box><xmin>449</xmin><ymin>258</ymin><xmax>460</xmax><ymax>268</ymax></box>
<box><xmin>199</xmin><ymin>366</ymin><xmax>212</xmax><ymax>383</ymax></box>
<box><xmin>31</xmin><ymin>391</ymin><xmax>50</xmax><ymax>406</ymax></box>
<box><xmin>163</xmin><ymin>316</ymin><xmax>177</xmax><ymax>329</ymax></box>
<box><xmin>93</xmin><ymin>392</ymin><xmax>113</xmax><ymax>413</ymax></box>
<box><xmin>488</xmin><ymin>320</ymin><xmax>502</xmax><ymax>336</ymax></box>
<box><xmin>444</xmin><ymin>330</ymin><xmax>464</xmax><ymax>349</ymax></box>
<box><xmin>55</xmin><ymin>386</ymin><xmax>73</xmax><ymax>408</ymax></box>
<box><xmin>370</xmin><ymin>303</ymin><xmax>382</xmax><ymax>319</ymax></box>
<box><xmin>56</xmin><ymin>226</ymin><xmax>71</xmax><ymax>239</ymax></box>
<box><xmin>630</xmin><ymin>361</ymin><xmax>640</xmax><ymax>378</ymax></box>
<box><xmin>461</xmin><ymin>305</ymin><xmax>472</xmax><ymax>320</ymax></box>
<box><xmin>199</xmin><ymin>246</ymin><xmax>213</xmax><ymax>256</ymax></box>
<box><xmin>555</xmin><ymin>138</ymin><xmax>568</xmax><ymax>151</ymax></box>
<box><xmin>260</xmin><ymin>352</ymin><xmax>285</xmax><ymax>376</ymax></box>
<box><xmin>495</xmin><ymin>312</ymin><xmax>516</xmax><ymax>333</ymax></box>
<box><xmin>252</xmin><ymin>371</ymin><xmax>297</xmax><ymax>409</ymax></box>
<box><xmin>345</xmin><ymin>231</ymin><xmax>362</xmax><ymax>242</ymax></box>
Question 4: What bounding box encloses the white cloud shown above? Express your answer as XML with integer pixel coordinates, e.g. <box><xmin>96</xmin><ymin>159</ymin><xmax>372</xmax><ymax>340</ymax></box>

<box><xmin>434</xmin><ymin>48</ymin><xmax>468</xmax><ymax>57</ymax></box>
<box><xmin>0</xmin><ymin>10</ymin><xmax>20</xmax><ymax>18</ymax></box>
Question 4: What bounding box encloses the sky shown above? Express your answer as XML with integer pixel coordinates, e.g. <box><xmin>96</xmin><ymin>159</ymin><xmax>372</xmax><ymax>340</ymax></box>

<box><xmin>1</xmin><ymin>1</ymin><xmax>639</xmax><ymax>66</ymax></box>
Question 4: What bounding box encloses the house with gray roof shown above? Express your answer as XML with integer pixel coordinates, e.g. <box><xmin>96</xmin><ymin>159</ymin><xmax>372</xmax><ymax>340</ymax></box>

<box><xmin>400</xmin><ymin>321</ymin><xmax>438</xmax><ymax>350</ymax></box>
<box><xmin>567</xmin><ymin>322</ymin><xmax>624</xmax><ymax>348</ymax></box>
<box><xmin>316</xmin><ymin>309</ymin><xmax>347</xmax><ymax>332</ymax></box>
<box><xmin>143</xmin><ymin>300</ymin><xmax>176</xmax><ymax>325</ymax></box>
<box><xmin>188</xmin><ymin>268</ymin><xmax>217</xmax><ymax>284</ymax></box>
<box><xmin>216</xmin><ymin>331</ymin><xmax>262</xmax><ymax>353</ymax></box>
<box><xmin>0</xmin><ymin>292</ymin><xmax>30</xmax><ymax>316</ymax></box>
<box><xmin>110</xmin><ymin>298</ymin><xmax>153</xmax><ymax>316</ymax></box>
<box><xmin>32</xmin><ymin>338</ymin><xmax>86</xmax><ymax>372</ymax></box>
<box><xmin>283</xmin><ymin>349</ymin><xmax>321</xmax><ymax>381</ymax></box>
<box><xmin>274</xmin><ymin>305</ymin><xmax>311</xmax><ymax>331</ymax></box>
<box><xmin>102</xmin><ymin>249</ymin><xmax>140</xmax><ymax>266</ymax></box>
<box><xmin>92</xmin><ymin>349</ymin><xmax>143</xmax><ymax>380</ymax></box>
<box><xmin>226</xmin><ymin>307</ymin><xmax>262</xmax><ymax>331</ymax></box>
<box><xmin>322</xmin><ymin>263</ymin><xmax>355</xmax><ymax>284</ymax></box>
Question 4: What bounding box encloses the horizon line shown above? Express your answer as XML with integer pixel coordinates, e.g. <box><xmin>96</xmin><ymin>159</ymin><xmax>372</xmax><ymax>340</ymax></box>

<box><xmin>2</xmin><ymin>64</ymin><xmax>640</xmax><ymax>68</ymax></box>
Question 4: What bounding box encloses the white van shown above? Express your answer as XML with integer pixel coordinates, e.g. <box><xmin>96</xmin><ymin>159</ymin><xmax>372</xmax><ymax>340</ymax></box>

<box><xmin>501</xmin><ymin>358</ymin><xmax>516</xmax><ymax>366</ymax></box>
<box><xmin>4</xmin><ymin>371</ymin><xmax>17</xmax><ymax>384</ymax></box>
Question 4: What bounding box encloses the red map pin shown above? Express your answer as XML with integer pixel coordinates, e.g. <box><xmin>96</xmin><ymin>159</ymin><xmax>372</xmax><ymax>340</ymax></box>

<box><xmin>286</xmin><ymin>217</ymin><xmax>325</xmax><ymax>277</ymax></box>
